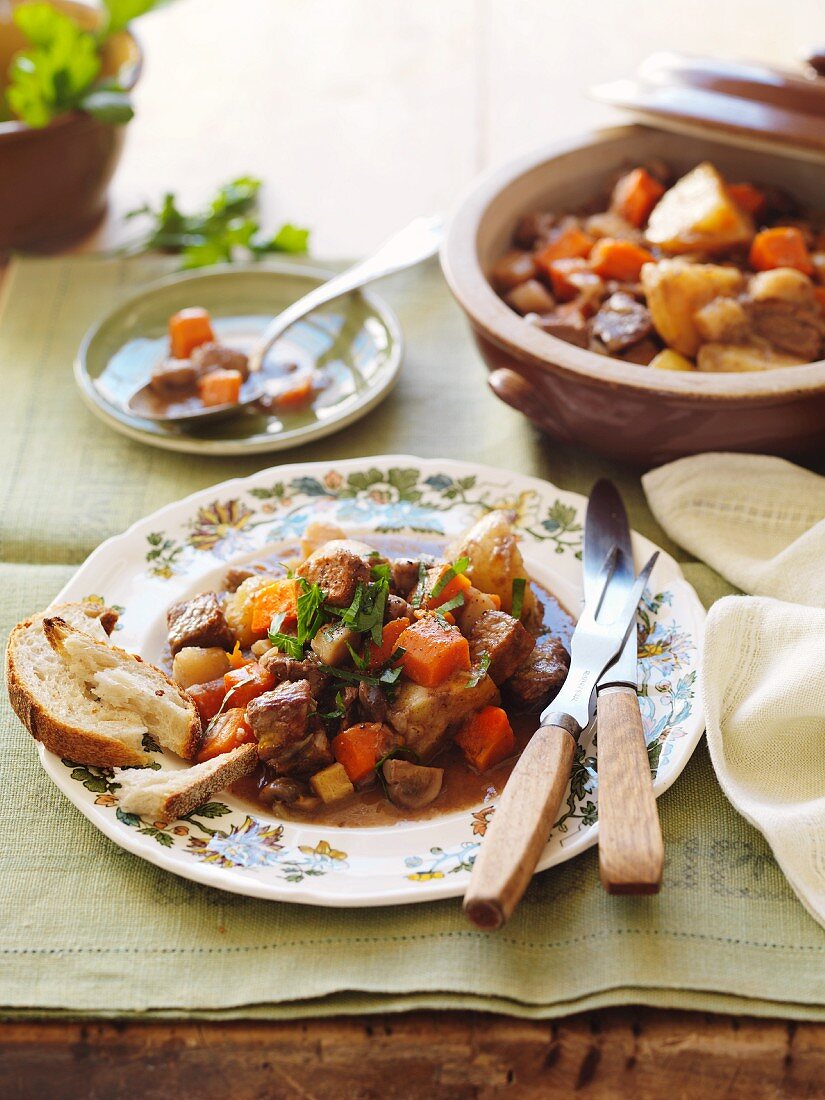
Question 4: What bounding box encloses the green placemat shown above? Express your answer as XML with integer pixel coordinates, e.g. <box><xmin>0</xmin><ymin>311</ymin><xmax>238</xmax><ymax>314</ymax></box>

<box><xmin>1</xmin><ymin>256</ymin><xmax>823</xmax><ymax>1022</ymax></box>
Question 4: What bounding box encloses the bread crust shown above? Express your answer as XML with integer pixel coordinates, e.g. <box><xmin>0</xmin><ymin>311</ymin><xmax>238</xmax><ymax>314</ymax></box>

<box><xmin>119</xmin><ymin>744</ymin><xmax>258</xmax><ymax>824</ymax></box>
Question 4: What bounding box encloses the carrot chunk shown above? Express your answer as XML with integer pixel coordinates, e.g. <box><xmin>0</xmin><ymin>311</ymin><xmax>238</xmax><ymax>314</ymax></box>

<box><xmin>455</xmin><ymin>706</ymin><xmax>516</xmax><ymax>772</ymax></box>
<box><xmin>545</xmin><ymin>257</ymin><xmax>590</xmax><ymax>301</ymax></box>
<box><xmin>196</xmin><ymin>707</ymin><xmax>256</xmax><ymax>763</ymax></box>
<box><xmin>274</xmin><ymin>376</ymin><xmax>315</xmax><ymax>410</ymax></box>
<box><xmin>226</xmin><ymin>641</ymin><xmax>248</xmax><ymax>670</ymax></box>
<box><xmin>223</xmin><ymin>662</ymin><xmax>276</xmax><ymax>708</ymax></box>
<box><xmin>610</xmin><ymin>167</ymin><xmax>665</xmax><ymax>228</ymax></box>
<box><xmin>332</xmin><ymin>723</ymin><xmax>393</xmax><ymax>784</ymax></box>
<box><xmin>533</xmin><ymin>226</ymin><xmax>594</xmax><ymax>280</ymax></box>
<box><xmin>727</xmin><ymin>182</ymin><xmax>766</xmax><ymax>218</ymax></box>
<box><xmin>397</xmin><ymin>615</ymin><xmax>470</xmax><ymax>687</ymax></box>
<box><xmin>749</xmin><ymin>227</ymin><xmax>814</xmax><ymax>275</ymax></box>
<box><xmin>197</xmin><ymin>368</ymin><xmax>243</xmax><ymax>407</ymax></box>
<box><xmin>589</xmin><ymin>237</ymin><xmax>655</xmax><ymax>282</ymax></box>
<box><xmin>169</xmin><ymin>307</ymin><xmax>215</xmax><ymax>358</ymax></box>
<box><xmin>250</xmin><ymin>578</ymin><xmax>302</xmax><ymax>635</ymax></box>
<box><xmin>367</xmin><ymin>617</ymin><xmax>410</xmax><ymax>670</ymax></box>
<box><xmin>425</xmin><ymin>569</ymin><xmax>473</xmax><ymax>610</ymax></box>
<box><xmin>187</xmin><ymin>676</ymin><xmax>228</xmax><ymax>723</ymax></box>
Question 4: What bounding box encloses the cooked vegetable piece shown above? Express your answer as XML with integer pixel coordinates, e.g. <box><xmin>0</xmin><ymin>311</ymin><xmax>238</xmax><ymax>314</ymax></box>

<box><xmin>815</xmin><ymin>287</ymin><xmax>825</xmax><ymax>316</ymax></box>
<box><xmin>749</xmin><ymin>227</ymin><xmax>814</xmax><ymax>275</ymax></box>
<box><xmin>223</xmin><ymin>662</ymin><xmax>276</xmax><ymax>708</ymax></box>
<box><xmin>504</xmin><ymin>279</ymin><xmax>557</xmax><ymax>315</ymax></box>
<box><xmin>197</xmin><ymin>368</ymin><xmax>243</xmax><ymax>407</ymax></box>
<box><xmin>310</xmin><ymin>762</ymin><xmax>355</xmax><ymax>804</ymax></box>
<box><xmin>533</xmin><ymin>226</ymin><xmax>594</xmax><ymax>278</ymax></box>
<box><xmin>382</xmin><ymin>759</ymin><xmax>443</xmax><ymax>809</ymax></box>
<box><xmin>169</xmin><ymin>307</ymin><xmax>215</xmax><ymax>359</ymax></box>
<box><xmin>173</xmin><ymin>646</ymin><xmax>231</xmax><ymax>689</ymax></box>
<box><xmin>544</xmin><ymin>258</ymin><xmax>602</xmax><ymax>305</ymax></box>
<box><xmin>310</xmin><ymin>620</ymin><xmax>360</xmax><ymax>666</ymax></box>
<box><xmin>332</xmin><ymin>723</ymin><xmax>394</xmax><ymax>784</ymax></box>
<box><xmin>387</xmin><ymin>667</ymin><xmax>498</xmax><ymax>760</ymax></box>
<box><xmin>745</xmin><ymin>297</ymin><xmax>825</xmax><ymax>359</ymax></box>
<box><xmin>224</xmin><ymin>574</ymin><xmax>278</xmax><ymax>647</ymax></box>
<box><xmin>250</xmin><ymin>577</ymin><xmax>302</xmax><ymax>635</ymax></box>
<box><xmin>196</xmin><ymin>707</ymin><xmax>255</xmax><ymax>763</ymax></box>
<box><xmin>397</xmin><ymin>615</ymin><xmax>470</xmax><ymax>687</ymax></box>
<box><xmin>589</xmin><ymin>238</ymin><xmax>655</xmax><ymax>282</ymax></box>
<box><xmin>610</xmin><ymin>167</ymin><xmax>665</xmax><ymax>228</ymax></box>
<box><xmin>696</xmin><ymin>342</ymin><xmax>806</xmax><ymax>372</ymax></box>
<box><xmin>490</xmin><ymin>249</ymin><xmax>537</xmax><ymax>292</ymax></box>
<box><xmin>455</xmin><ymin>706</ymin><xmax>516</xmax><ymax>772</ymax></box>
<box><xmin>748</xmin><ymin>268</ymin><xmax>816</xmax><ymax>305</ymax></box>
<box><xmin>454</xmin><ymin>587</ymin><xmax>500</xmax><ymax>634</ymax></box>
<box><xmin>693</xmin><ymin>297</ymin><xmax>750</xmax><ymax>344</ymax></box>
<box><xmin>226</xmin><ymin>641</ymin><xmax>247</xmax><ymax>670</ymax></box>
<box><xmin>425</xmin><ymin>566</ymin><xmax>472</xmax><ymax>610</ymax></box>
<box><xmin>187</xmin><ymin>676</ymin><xmax>228</xmax><ymax>723</ymax></box>
<box><xmin>641</xmin><ymin>259</ymin><xmax>745</xmax><ymax>356</ymax></box>
<box><xmin>446</xmin><ymin>510</ymin><xmax>540</xmax><ymax>627</ymax></box>
<box><xmin>650</xmin><ymin>349</ymin><xmax>694</xmax><ymax>371</ymax></box>
<box><xmin>727</xmin><ymin>182</ymin><xmax>766</xmax><ymax>218</ymax></box>
<box><xmin>645</xmin><ymin>162</ymin><xmax>754</xmax><ymax>254</ymax></box>
<box><xmin>367</xmin><ymin>617</ymin><xmax>409</xmax><ymax>670</ymax></box>
<box><xmin>585</xmin><ymin>209</ymin><xmax>643</xmax><ymax>242</ymax></box>
<box><xmin>273</xmin><ymin>376</ymin><xmax>315</xmax><ymax>410</ymax></box>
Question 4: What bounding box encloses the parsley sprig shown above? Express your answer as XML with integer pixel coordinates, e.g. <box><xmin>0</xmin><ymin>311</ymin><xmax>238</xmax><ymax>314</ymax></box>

<box><xmin>511</xmin><ymin>577</ymin><xmax>527</xmax><ymax>620</ymax></box>
<box><xmin>466</xmin><ymin>652</ymin><xmax>491</xmax><ymax>688</ymax></box>
<box><xmin>267</xmin><ymin>578</ymin><xmax>331</xmax><ymax>660</ymax></box>
<box><xmin>327</xmin><ymin>564</ymin><xmax>390</xmax><ymax>645</ymax></box>
<box><xmin>430</xmin><ymin>556</ymin><xmax>470</xmax><ymax>600</ymax></box>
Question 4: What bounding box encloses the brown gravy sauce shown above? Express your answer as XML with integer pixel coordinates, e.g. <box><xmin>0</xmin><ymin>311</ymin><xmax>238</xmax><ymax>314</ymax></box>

<box><xmin>230</xmin><ymin>534</ymin><xmax>574</xmax><ymax>828</ymax></box>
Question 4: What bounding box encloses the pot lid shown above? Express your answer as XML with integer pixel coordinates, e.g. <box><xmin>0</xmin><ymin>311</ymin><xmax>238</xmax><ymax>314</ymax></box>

<box><xmin>592</xmin><ymin>51</ymin><xmax>825</xmax><ymax>160</ymax></box>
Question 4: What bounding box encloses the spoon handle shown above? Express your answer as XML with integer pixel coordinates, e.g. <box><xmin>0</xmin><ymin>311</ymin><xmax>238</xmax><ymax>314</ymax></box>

<box><xmin>248</xmin><ymin>215</ymin><xmax>444</xmax><ymax>372</ymax></box>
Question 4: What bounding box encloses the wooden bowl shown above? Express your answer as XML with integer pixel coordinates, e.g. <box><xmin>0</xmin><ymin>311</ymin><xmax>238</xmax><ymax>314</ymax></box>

<box><xmin>441</xmin><ymin>124</ymin><xmax>825</xmax><ymax>466</ymax></box>
<box><xmin>0</xmin><ymin>0</ymin><xmax>142</xmax><ymax>252</ymax></box>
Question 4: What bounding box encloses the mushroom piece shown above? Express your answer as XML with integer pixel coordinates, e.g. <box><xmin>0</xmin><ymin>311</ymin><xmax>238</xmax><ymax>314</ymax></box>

<box><xmin>382</xmin><ymin>759</ymin><xmax>444</xmax><ymax>809</ymax></box>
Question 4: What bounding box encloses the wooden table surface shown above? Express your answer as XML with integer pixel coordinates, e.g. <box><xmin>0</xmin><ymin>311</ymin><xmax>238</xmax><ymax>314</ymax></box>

<box><xmin>8</xmin><ymin>0</ymin><xmax>825</xmax><ymax>1092</ymax></box>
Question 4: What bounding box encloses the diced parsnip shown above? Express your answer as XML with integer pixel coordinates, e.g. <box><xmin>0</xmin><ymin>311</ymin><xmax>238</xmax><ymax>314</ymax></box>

<box><xmin>454</xmin><ymin>587</ymin><xmax>499</xmax><ymax>634</ymax></box>
<box><xmin>504</xmin><ymin>278</ymin><xmax>556</xmax><ymax>315</ymax></box>
<box><xmin>224</xmin><ymin>575</ymin><xmax>278</xmax><ymax>647</ymax></box>
<box><xmin>646</xmin><ymin>162</ymin><xmax>754</xmax><ymax>254</ymax></box>
<box><xmin>697</xmin><ymin>342</ymin><xmax>806</xmax><ymax>372</ymax></box>
<box><xmin>310</xmin><ymin>762</ymin><xmax>355</xmax><ymax>804</ymax></box>
<box><xmin>748</xmin><ymin>268</ymin><xmax>816</xmax><ymax>306</ymax></box>
<box><xmin>310</xmin><ymin>620</ymin><xmax>360</xmax><ymax>666</ymax></box>
<box><xmin>490</xmin><ymin>249</ymin><xmax>537</xmax><ymax>292</ymax></box>
<box><xmin>641</xmin><ymin>259</ymin><xmax>745</xmax><ymax>357</ymax></box>
<box><xmin>693</xmin><ymin>297</ymin><xmax>750</xmax><ymax>343</ymax></box>
<box><xmin>649</xmin><ymin>349</ymin><xmax>695</xmax><ymax>372</ymax></box>
<box><xmin>172</xmin><ymin>646</ymin><xmax>231</xmax><ymax>689</ymax></box>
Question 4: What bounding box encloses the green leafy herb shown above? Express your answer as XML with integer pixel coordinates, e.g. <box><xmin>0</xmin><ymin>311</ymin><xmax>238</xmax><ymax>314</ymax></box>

<box><xmin>102</xmin><ymin>0</ymin><xmax>162</xmax><ymax>36</ymax></box>
<box><xmin>410</xmin><ymin>560</ymin><xmax>429</xmax><ymax>609</ymax></box>
<box><xmin>435</xmin><ymin>591</ymin><xmax>465</xmax><ymax>616</ymax></box>
<box><xmin>466</xmin><ymin>652</ymin><xmax>491</xmax><ymax>688</ymax></box>
<box><xmin>332</xmin><ymin>572</ymin><xmax>389</xmax><ymax>645</ymax></box>
<box><xmin>430</xmin><ymin>557</ymin><xmax>470</xmax><ymax>600</ymax></box>
<box><xmin>319</xmin><ymin>690</ymin><xmax>347</xmax><ymax>722</ymax></box>
<box><xmin>267</xmin><ymin>612</ymin><xmax>303</xmax><ymax>660</ymax></box>
<box><xmin>320</xmin><ymin>649</ymin><xmax>404</xmax><ymax>692</ymax></box>
<box><xmin>267</xmin><ymin>579</ymin><xmax>331</xmax><ymax>659</ymax></box>
<box><xmin>374</xmin><ymin>746</ymin><xmax>420</xmax><ymax>799</ymax></box>
<box><xmin>511</xmin><ymin>577</ymin><xmax>526</xmax><ymax>620</ymax></box>
<box><xmin>123</xmin><ymin>176</ymin><xmax>310</xmax><ymax>268</ymax></box>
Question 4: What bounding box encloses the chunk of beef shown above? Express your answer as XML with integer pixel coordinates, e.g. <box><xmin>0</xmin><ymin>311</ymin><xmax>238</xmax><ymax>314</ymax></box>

<box><xmin>390</xmin><ymin>556</ymin><xmax>435</xmax><ymax>599</ymax></box>
<box><xmin>278</xmin><ymin>728</ymin><xmax>334</xmax><ymax>777</ymax></box>
<box><xmin>296</xmin><ymin>542</ymin><xmax>371</xmax><ymax>607</ymax></box>
<box><xmin>513</xmin><ymin>211</ymin><xmax>557</xmax><ymax>250</ymax></box>
<box><xmin>744</xmin><ymin>299</ymin><xmax>825</xmax><ymax>360</ymax></box>
<box><xmin>258</xmin><ymin>648</ymin><xmax>330</xmax><ymax>694</ymax></box>
<box><xmin>167</xmin><ymin>592</ymin><xmax>234</xmax><ymax>656</ymax></box>
<box><xmin>591</xmin><ymin>292</ymin><xmax>653</xmax><ymax>353</ymax></box>
<box><xmin>191</xmin><ymin>342</ymin><xmax>250</xmax><ymax>380</ymax></box>
<box><xmin>385</xmin><ymin>594</ymin><xmax>413</xmax><ymax>622</ymax></box>
<box><xmin>358</xmin><ymin>681</ymin><xmax>388</xmax><ymax>724</ymax></box>
<box><xmin>619</xmin><ymin>338</ymin><xmax>661</xmax><ymax>366</ymax></box>
<box><xmin>468</xmin><ymin>610</ymin><xmax>535</xmax><ymax>686</ymax></box>
<box><xmin>247</xmin><ymin>679</ymin><xmax>313</xmax><ymax>762</ymax></box>
<box><xmin>150</xmin><ymin>359</ymin><xmax>198</xmax><ymax>397</ymax></box>
<box><xmin>502</xmin><ymin>636</ymin><xmax>570</xmax><ymax>711</ymax></box>
<box><xmin>527</xmin><ymin>306</ymin><xmax>588</xmax><ymax>348</ymax></box>
<box><xmin>337</xmin><ymin>685</ymin><xmax>360</xmax><ymax>728</ymax></box>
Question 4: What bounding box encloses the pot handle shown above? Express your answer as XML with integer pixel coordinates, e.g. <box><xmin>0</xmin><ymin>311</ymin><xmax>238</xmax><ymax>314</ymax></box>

<box><xmin>487</xmin><ymin>368</ymin><xmax>541</xmax><ymax>417</ymax></box>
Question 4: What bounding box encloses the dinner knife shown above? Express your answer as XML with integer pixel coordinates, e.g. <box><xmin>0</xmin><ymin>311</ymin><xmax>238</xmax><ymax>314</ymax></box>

<box><xmin>463</xmin><ymin>547</ymin><xmax>658</xmax><ymax>930</ymax></box>
<box><xmin>584</xmin><ymin>479</ymin><xmax>664</xmax><ymax>895</ymax></box>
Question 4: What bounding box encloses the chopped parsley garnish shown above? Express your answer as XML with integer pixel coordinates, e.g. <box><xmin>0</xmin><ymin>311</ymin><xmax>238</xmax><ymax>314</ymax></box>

<box><xmin>329</xmin><ymin>570</ymin><xmax>389</xmax><ymax>644</ymax></box>
<box><xmin>319</xmin><ymin>690</ymin><xmax>347</xmax><ymax>721</ymax></box>
<box><xmin>466</xmin><ymin>652</ymin><xmax>491</xmax><ymax>688</ymax></box>
<box><xmin>266</xmin><ymin>613</ymin><xmax>303</xmax><ymax>660</ymax></box>
<box><xmin>320</xmin><ymin>649</ymin><xmax>405</xmax><ymax>692</ymax></box>
<box><xmin>511</xmin><ymin>577</ymin><xmax>526</xmax><ymax>620</ymax></box>
<box><xmin>430</xmin><ymin>556</ymin><xmax>470</xmax><ymax>599</ymax></box>
<box><xmin>435</xmin><ymin>591</ymin><xmax>465</xmax><ymax>616</ymax></box>
<box><xmin>268</xmin><ymin>578</ymin><xmax>331</xmax><ymax>659</ymax></box>
<box><xmin>410</xmin><ymin>560</ymin><xmax>429</xmax><ymax>609</ymax></box>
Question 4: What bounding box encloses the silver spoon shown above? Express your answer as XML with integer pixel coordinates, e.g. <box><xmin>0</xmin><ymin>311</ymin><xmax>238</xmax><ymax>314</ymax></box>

<box><xmin>128</xmin><ymin>214</ymin><xmax>445</xmax><ymax>426</ymax></box>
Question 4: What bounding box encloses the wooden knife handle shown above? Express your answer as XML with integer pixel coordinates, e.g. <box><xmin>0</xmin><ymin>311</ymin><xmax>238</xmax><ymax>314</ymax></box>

<box><xmin>597</xmin><ymin>687</ymin><xmax>664</xmax><ymax>894</ymax></box>
<box><xmin>463</xmin><ymin>724</ymin><xmax>576</xmax><ymax>930</ymax></box>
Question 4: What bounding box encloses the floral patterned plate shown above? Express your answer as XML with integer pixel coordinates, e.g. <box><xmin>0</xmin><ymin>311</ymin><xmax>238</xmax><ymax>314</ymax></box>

<box><xmin>39</xmin><ymin>457</ymin><xmax>705</xmax><ymax>906</ymax></box>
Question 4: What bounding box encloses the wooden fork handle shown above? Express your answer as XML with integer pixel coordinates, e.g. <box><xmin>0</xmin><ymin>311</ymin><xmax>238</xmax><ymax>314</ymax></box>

<box><xmin>597</xmin><ymin>686</ymin><xmax>664</xmax><ymax>894</ymax></box>
<box><xmin>463</xmin><ymin>724</ymin><xmax>577</xmax><ymax>930</ymax></box>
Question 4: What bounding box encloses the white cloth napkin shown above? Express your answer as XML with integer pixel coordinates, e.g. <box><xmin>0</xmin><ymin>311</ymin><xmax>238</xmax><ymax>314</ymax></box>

<box><xmin>643</xmin><ymin>453</ymin><xmax>825</xmax><ymax>930</ymax></box>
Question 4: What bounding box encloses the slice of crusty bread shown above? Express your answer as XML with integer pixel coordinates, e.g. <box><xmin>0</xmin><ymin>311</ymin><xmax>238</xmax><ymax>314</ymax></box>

<box><xmin>6</xmin><ymin>604</ymin><xmax>201</xmax><ymax>768</ymax></box>
<box><xmin>116</xmin><ymin>743</ymin><xmax>257</xmax><ymax>824</ymax></box>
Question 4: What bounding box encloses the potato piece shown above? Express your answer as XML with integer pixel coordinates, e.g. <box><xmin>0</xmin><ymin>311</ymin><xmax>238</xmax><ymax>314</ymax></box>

<box><xmin>299</xmin><ymin>520</ymin><xmax>347</xmax><ymax>559</ymax></box>
<box><xmin>386</xmin><ymin>669</ymin><xmax>498</xmax><ymax>761</ymax></box>
<box><xmin>172</xmin><ymin>646</ymin><xmax>231</xmax><ymax>689</ymax></box>
<box><xmin>641</xmin><ymin>259</ymin><xmax>745</xmax><ymax>356</ymax></box>
<box><xmin>310</xmin><ymin>763</ymin><xmax>354</xmax><ymax>804</ymax></box>
<box><xmin>694</xmin><ymin>297</ymin><xmax>750</xmax><ymax>343</ymax></box>
<box><xmin>650</xmin><ymin>349</ymin><xmax>694</xmax><ymax>371</ymax></box>
<box><xmin>310</xmin><ymin>620</ymin><xmax>360</xmax><ymax>666</ymax></box>
<box><xmin>748</xmin><ymin>267</ymin><xmax>816</xmax><ymax>306</ymax></box>
<box><xmin>697</xmin><ymin>342</ymin><xmax>806</xmax><ymax>372</ymax></box>
<box><xmin>223</xmin><ymin>575</ymin><xmax>276</xmax><ymax>647</ymax></box>
<box><xmin>646</xmin><ymin>162</ymin><xmax>754</xmax><ymax>254</ymax></box>
<box><xmin>445</xmin><ymin>510</ymin><xmax>540</xmax><ymax>627</ymax></box>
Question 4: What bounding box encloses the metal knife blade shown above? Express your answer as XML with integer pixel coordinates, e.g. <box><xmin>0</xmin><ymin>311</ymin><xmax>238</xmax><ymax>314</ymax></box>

<box><xmin>540</xmin><ymin>548</ymin><xmax>657</xmax><ymax>734</ymax></box>
<box><xmin>584</xmin><ymin>479</ymin><xmax>638</xmax><ymax>690</ymax></box>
